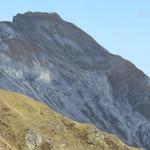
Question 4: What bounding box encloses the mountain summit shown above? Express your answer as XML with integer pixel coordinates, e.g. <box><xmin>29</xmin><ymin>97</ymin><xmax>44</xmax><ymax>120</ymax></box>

<box><xmin>0</xmin><ymin>12</ymin><xmax>150</xmax><ymax>149</ymax></box>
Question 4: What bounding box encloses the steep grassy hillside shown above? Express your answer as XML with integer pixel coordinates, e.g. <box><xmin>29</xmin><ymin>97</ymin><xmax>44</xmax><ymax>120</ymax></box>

<box><xmin>0</xmin><ymin>90</ymin><xmax>140</xmax><ymax>150</ymax></box>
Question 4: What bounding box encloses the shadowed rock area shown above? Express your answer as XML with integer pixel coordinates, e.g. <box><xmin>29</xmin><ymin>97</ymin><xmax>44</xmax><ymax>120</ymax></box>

<box><xmin>0</xmin><ymin>90</ymin><xmax>141</xmax><ymax>150</ymax></box>
<box><xmin>0</xmin><ymin>12</ymin><xmax>149</xmax><ymax>149</ymax></box>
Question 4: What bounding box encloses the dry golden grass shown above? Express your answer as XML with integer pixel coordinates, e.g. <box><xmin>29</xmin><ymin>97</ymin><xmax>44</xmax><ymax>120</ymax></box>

<box><xmin>0</xmin><ymin>90</ymin><xmax>141</xmax><ymax>150</ymax></box>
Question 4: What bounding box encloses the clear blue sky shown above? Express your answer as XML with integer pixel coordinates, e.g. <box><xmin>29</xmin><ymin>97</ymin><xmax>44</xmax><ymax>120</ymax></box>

<box><xmin>0</xmin><ymin>0</ymin><xmax>150</xmax><ymax>76</ymax></box>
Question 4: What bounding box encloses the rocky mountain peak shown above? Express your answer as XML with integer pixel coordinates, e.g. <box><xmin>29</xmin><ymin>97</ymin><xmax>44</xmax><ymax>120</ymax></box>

<box><xmin>11</xmin><ymin>12</ymin><xmax>62</xmax><ymax>32</ymax></box>
<box><xmin>0</xmin><ymin>12</ymin><xmax>149</xmax><ymax>149</ymax></box>
<box><xmin>13</xmin><ymin>11</ymin><xmax>61</xmax><ymax>23</ymax></box>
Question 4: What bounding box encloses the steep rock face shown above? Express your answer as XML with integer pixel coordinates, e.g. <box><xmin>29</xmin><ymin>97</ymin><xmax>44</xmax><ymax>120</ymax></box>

<box><xmin>0</xmin><ymin>90</ymin><xmax>140</xmax><ymax>150</ymax></box>
<box><xmin>0</xmin><ymin>12</ymin><xmax>149</xmax><ymax>149</ymax></box>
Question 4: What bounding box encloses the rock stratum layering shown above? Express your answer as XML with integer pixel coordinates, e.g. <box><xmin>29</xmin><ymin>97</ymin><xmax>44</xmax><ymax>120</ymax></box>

<box><xmin>0</xmin><ymin>12</ymin><xmax>149</xmax><ymax>149</ymax></box>
<box><xmin>0</xmin><ymin>90</ymin><xmax>140</xmax><ymax>150</ymax></box>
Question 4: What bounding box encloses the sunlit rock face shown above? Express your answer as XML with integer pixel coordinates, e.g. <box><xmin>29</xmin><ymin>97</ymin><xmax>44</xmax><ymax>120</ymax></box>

<box><xmin>0</xmin><ymin>12</ymin><xmax>149</xmax><ymax>149</ymax></box>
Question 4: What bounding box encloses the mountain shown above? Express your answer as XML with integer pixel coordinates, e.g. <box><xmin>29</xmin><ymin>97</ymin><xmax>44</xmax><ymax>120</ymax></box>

<box><xmin>0</xmin><ymin>12</ymin><xmax>149</xmax><ymax>149</ymax></box>
<box><xmin>0</xmin><ymin>90</ymin><xmax>140</xmax><ymax>150</ymax></box>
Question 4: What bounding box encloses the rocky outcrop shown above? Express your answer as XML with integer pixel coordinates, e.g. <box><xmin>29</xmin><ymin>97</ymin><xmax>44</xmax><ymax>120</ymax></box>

<box><xmin>0</xmin><ymin>90</ymin><xmax>140</xmax><ymax>150</ymax></box>
<box><xmin>0</xmin><ymin>12</ymin><xmax>149</xmax><ymax>149</ymax></box>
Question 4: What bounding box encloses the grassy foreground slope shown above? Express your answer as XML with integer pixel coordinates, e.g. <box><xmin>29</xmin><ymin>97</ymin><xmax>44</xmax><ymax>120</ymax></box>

<box><xmin>0</xmin><ymin>90</ymin><xmax>141</xmax><ymax>150</ymax></box>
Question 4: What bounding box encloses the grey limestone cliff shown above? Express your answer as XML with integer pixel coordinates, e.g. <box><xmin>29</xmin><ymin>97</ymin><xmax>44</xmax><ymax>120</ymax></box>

<box><xmin>0</xmin><ymin>12</ymin><xmax>150</xmax><ymax>149</ymax></box>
